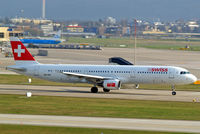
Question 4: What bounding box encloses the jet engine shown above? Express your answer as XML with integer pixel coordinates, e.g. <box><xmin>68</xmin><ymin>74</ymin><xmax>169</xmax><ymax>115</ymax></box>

<box><xmin>103</xmin><ymin>79</ymin><xmax>121</xmax><ymax>90</ymax></box>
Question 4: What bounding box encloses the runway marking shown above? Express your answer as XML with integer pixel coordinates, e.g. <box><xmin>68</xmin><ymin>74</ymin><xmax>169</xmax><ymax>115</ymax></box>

<box><xmin>0</xmin><ymin>114</ymin><xmax>200</xmax><ymax>133</ymax></box>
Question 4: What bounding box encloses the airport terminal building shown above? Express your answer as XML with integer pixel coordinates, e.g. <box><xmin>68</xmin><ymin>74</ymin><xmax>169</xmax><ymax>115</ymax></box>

<box><xmin>0</xmin><ymin>27</ymin><xmax>23</xmax><ymax>42</ymax></box>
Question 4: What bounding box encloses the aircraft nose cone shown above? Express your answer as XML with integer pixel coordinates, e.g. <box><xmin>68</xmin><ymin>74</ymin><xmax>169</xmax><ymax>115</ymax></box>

<box><xmin>190</xmin><ymin>75</ymin><xmax>197</xmax><ymax>83</ymax></box>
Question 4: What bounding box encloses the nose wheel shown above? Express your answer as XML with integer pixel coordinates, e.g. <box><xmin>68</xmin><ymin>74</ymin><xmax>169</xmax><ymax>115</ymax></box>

<box><xmin>172</xmin><ymin>91</ymin><xmax>176</xmax><ymax>95</ymax></box>
<box><xmin>171</xmin><ymin>85</ymin><xmax>176</xmax><ymax>96</ymax></box>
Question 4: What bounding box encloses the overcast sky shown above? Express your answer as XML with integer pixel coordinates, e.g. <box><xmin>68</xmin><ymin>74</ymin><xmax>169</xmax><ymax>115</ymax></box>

<box><xmin>0</xmin><ymin>0</ymin><xmax>200</xmax><ymax>21</ymax></box>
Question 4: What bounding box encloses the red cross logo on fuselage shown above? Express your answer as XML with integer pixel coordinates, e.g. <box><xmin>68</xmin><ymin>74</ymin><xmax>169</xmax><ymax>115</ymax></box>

<box><xmin>14</xmin><ymin>45</ymin><xmax>25</xmax><ymax>57</ymax></box>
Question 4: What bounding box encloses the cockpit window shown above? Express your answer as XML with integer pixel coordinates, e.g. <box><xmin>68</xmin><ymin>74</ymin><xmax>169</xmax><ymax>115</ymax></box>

<box><xmin>180</xmin><ymin>71</ymin><xmax>190</xmax><ymax>74</ymax></box>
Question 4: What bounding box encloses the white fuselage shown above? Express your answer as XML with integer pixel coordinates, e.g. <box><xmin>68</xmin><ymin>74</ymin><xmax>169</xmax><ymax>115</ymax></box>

<box><xmin>9</xmin><ymin>63</ymin><xmax>197</xmax><ymax>86</ymax></box>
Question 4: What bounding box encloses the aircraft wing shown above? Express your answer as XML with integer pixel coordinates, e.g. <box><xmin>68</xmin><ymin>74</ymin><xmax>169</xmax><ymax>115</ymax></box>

<box><xmin>62</xmin><ymin>72</ymin><xmax>112</xmax><ymax>82</ymax></box>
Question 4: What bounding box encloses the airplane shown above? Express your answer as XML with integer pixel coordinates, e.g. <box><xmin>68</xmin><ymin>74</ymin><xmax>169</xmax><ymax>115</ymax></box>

<box><xmin>19</xmin><ymin>30</ymin><xmax>62</xmax><ymax>48</ymax></box>
<box><xmin>7</xmin><ymin>37</ymin><xmax>197</xmax><ymax>95</ymax></box>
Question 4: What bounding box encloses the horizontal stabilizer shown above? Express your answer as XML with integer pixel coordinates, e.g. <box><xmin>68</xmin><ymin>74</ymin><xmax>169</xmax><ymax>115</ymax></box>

<box><xmin>6</xmin><ymin>67</ymin><xmax>26</xmax><ymax>72</ymax></box>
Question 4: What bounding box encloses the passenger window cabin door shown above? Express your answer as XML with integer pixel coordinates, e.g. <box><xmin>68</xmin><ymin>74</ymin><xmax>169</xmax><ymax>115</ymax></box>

<box><xmin>130</xmin><ymin>70</ymin><xmax>135</xmax><ymax>78</ymax></box>
<box><xmin>84</xmin><ymin>69</ymin><xmax>88</xmax><ymax>75</ymax></box>
<box><xmin>169</xmin><ymin>68</ymin><xmax>175</xmax><ymax>79</ymax></box>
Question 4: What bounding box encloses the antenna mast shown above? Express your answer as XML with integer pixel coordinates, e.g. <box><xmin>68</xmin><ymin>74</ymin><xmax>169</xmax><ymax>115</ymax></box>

<box><xmin>42</xmin><ymin>0</ymin><xmax>46</xmax><ymax>19</ymax></box>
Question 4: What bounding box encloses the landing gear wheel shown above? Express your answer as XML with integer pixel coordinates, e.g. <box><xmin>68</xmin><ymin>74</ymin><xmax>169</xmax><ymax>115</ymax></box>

<box><xmin>171</xmin><ymin>85</ymin><xmax>176</xmax><ymax>95</ymax></box>
<box><xmin>91</xmin><ymin>87</ymin><xmax>98</xmax><ymax>93</ymax></box>
<box><xmin>103</xmin><ymin>88</ymin><xmax>110</xmax><ymax>92</ymax></box>
<box><xmin>172</xmin><ymin>91</ymin><xmax>176</xmax><ymax>96</ymax></box>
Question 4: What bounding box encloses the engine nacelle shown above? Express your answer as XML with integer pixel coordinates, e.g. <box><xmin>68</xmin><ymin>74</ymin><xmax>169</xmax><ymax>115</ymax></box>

<box><xmin>103</xmin><ymin>79</ymin><xmax>121</xmax><ymax>90</ymax></box>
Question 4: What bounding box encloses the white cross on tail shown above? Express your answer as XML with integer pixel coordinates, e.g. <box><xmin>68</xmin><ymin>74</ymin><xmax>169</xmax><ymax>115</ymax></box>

<box><xmin>14</xmin><ymin>45</ymin><xmax>25</xmax><ymax>57</ymax></box>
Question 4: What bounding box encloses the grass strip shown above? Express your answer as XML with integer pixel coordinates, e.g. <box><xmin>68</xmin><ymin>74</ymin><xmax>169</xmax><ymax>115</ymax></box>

<box><xmin>0</xmin><ymin>124</ymin><xmax>191</xmax><ymax>134</ymax></box>
<box><xmin>67</xmin><ymin>37</ymin><xmax>200</xmax><ymax>50</ymax></box>
<box><xmin>0</xmin><ymin>94</ymin><xmax>200</xmax><ymax>121</ymax></box>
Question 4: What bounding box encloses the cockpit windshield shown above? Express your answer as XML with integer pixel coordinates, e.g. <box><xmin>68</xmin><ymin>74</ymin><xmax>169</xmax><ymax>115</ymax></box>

<box><xmin>180</xmin><ymin>71</ymin><xmax>190</xmax><ymax>75</ymax></box>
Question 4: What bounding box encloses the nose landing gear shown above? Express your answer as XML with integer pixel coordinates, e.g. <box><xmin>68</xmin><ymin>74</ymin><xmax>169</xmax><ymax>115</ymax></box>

<box><xmin>171</xmin><ymin>85</ymin><xmax>176</xmax><ymax>95</ymax></box>
<box><xmin>172</xmin><ymin>91</ymin><xmax>176</xmax><ymax>95</ymax></box>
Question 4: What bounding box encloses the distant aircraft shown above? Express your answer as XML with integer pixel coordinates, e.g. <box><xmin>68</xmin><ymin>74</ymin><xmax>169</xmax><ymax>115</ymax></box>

<box><xmin>20</xmin><ymin>30</ymin><xmax>62</xmax><ymax>48</ymax></box>
<box><xmin>7</xmin><ymin>37</ymin><xmax>197</xmax><ymax>95</ymax></box>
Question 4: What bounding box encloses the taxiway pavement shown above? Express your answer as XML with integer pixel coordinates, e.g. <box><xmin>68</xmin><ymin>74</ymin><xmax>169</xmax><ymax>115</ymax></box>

<box><xmin>0</xmin><ymin>84</ymin><xmax>199</xmax><ymax>102</ymax></box>
<box><xmin>0</xmin><ymin>114</ymin><xmax>200</xmax><ymax>133</ymax></box>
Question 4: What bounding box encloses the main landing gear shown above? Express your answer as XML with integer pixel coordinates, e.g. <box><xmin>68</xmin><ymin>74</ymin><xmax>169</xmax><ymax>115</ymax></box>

<box><xmin>91</xmin><ymin>87</ymin><xmax>98</xmax><ymax>93</ymax></box>
<box><xmin>103</xmin><ymin>88</ymin><xmax>110</xmax><ymax>92</ymax></box>
<box><xmin>171</xmin><ymin>85</ymin><xmax>176</xmax><ymax>96</ymax></box>
<box><xmin>90</xmin><ymin>87</ymin><xmax>110</xmax><ymax>93</ymax></box>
